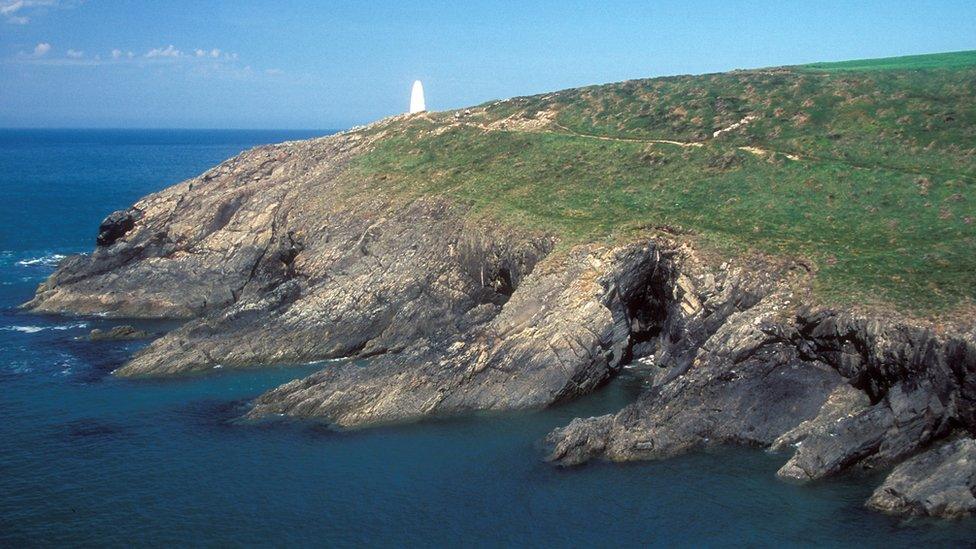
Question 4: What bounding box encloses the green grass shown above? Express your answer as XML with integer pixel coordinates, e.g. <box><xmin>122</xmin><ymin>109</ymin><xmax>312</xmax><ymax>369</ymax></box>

<box><xmin>800</xmin><ymin>50</ymin><xmax>976</xmax><ymax>72</ymax></box>
<box><xmin>344</xmin><ymin>51</ymin><xmax>976</xmax><ymax>314</ymax></box>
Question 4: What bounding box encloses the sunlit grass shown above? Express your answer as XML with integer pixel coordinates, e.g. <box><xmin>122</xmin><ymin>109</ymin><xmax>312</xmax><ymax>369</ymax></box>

<box><xmin>347</xmin><ymin>51</ymin><xmax>976</xmax><ymax>314</ymax></box>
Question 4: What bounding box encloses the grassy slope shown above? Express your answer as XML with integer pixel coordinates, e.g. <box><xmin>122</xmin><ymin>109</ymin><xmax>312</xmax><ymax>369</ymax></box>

<box><xmin>801</xmin><ymin>50</ymin><xmax>976</xmax><ymax>72</ymax></box>
<box><xmin>346</xmin><ymin>51</ymin><xmax>976</xmax><ymax>314</ymax></box>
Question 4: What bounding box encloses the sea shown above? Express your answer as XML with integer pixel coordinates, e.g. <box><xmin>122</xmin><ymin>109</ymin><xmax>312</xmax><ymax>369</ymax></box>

<box><xmin>1</xmin><ymin>129</ymin><xmax>974</xmax><ymax>547</ymax></box>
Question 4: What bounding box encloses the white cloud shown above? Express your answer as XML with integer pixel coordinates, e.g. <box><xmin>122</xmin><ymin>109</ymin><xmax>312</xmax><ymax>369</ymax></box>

<box><xmin>142</xmin><ymin>45</ymin><xmax>240</xmax><ymax>63</ymax></box>
<box><xmin>265</xmin><ymin>68</ymin><xmax>283</xmax><ymax>76</ymax></box>
<box><xmin>6</xmin><ymin>42</ymin><xmax>251</xmax><ymax>72</ymax></box>
<box><xmin>1</xmin><ymin>0</ymin><xmax>60</xmax><ymax>25</ymax></box>
<box><xmin>0</xmin><ymin>0</ymin><xmax>25</xmax><ymax>15</ymax></box>
<box><xmin>145</xmin><ymin>44</ymin><xmax>181</xmax><ymax>58</ymax></box>
<box><xmin>32</xmin><ymin>42</ymin><xmax>50</xmax><ymax>57</ymax></box>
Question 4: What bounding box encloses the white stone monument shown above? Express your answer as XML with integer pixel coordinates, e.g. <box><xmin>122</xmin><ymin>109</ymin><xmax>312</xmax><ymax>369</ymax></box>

<box><xmin>409</xmin><ymin>80</ymin><xmax>426</xmax><ymax>114</ymax></box>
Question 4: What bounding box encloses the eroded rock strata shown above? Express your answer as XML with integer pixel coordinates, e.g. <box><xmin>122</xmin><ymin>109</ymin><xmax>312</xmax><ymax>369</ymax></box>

<box><xmin>25</xmin><ymin>127</ymin><xmax>976</xmax><ymax>518</ymax></box>
<box><xmin>544</xmin><ymin>297</ymin><xmax>976</xmax><ymax>517</ymax></box>
<box><xmin>867</xmin><ymin>437</ymin><xmax>976</xmax><ymax>518</ymax></box>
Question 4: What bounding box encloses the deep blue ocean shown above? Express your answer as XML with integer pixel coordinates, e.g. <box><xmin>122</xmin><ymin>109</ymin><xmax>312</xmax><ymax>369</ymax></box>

<box><xmin>1</xmin><ymin>129</ymin><xmax>974</xmax><ymax>547</ymax></box>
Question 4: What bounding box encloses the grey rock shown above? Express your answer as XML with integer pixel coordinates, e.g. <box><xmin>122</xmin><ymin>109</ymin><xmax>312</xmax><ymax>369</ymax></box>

<box><xmin>246</xmin><ymin>243</ymin><xmax>677</xmax><ymax>427</ymax></box>
<box><xmin>867</xmin><ymin>437</ymin><xmax>976</xmax><ymax>518</ymax></box>
<box><xmin>769</xmin><ymin>383</ymin><xmax>871</xmax><ymax>454</ymax></box>
<box><xmin>546</xmin><ymin>296</ymin><xmax>976</xmax><ymax>517</ymax></box>
<box><xmin>97</xmin><ymin>207</ymin><xmax>143</xmax><ymax>247</ymax></box>
<box><xmin>22</xmin><ymin>127</ymin><xmax>686</xmax><ymax>426</ymax></box>
<box><xmin>775</xmin><ymin>380</ymin><xmax>950</xmax><ymax>482</ymax></box>
<box><xmin>21</xmin><ymin>119</ymin><xmax>976</xmax><ymax>519</ymax></box>
<box><xmin>546</xmin><ymin>294</ymin><xmax>846</xmax><ymax>465</ymax></box>
<box><xmin>89</xmin><ymin>325</ymin><xmax>150</xmax><ymax>341</ymax></box>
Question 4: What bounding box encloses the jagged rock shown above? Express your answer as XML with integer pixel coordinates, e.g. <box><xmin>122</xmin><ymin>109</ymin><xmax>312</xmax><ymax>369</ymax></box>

<box><xmin>20</xmin><ymin>119</ymin><xmax>976</xmax><ymax>520</ymax></box>
<box><xmin>89</xmin><ymin>325</ymin><xmax>149</xmax><ymax>341</ymax></box>
<box><xmin>546</xmin><ymin>294</ymin><xmax>846</xmax><ymax>465</ymax></box>
<box><xmin>246</xmin><ymin>243</ymin><xmax>678</xmax><ymax>426</ymax></box>
<box><xmin>25</xmin><ymin>136</ymin><xmax>365</xmax><ymax>319</ymax></box>
<box><xmin>867</xmin><ymin>437</ymin><xmax>976</xmax><ymax>518</ymax></box>
<box><xmin>546</xmin><ymin>298</ymin><xmax>976</xmax><ymax>517</ymax></box>
<box><xmin>22</xmin><ymin>128</ymin><xmax>686</xmax><ymax>425</ymax></box>
<box><xmin>96</xmin><ymin>207</ymin><xmax>143</xmax><ymax>247</ymax></box>
<box><xmin>769</xmin><ymin>383</ymin><xmax>870</xmax><ymax>453</ymax></box>
<box><xmin>776</xmin><ymin>380</ymin><xmax>950</xmax><ymax>482</ymax></box>
<box><xmin>112</xmin><ymin>196</ymin><xmax>554</xmax><ymax>377</ymax></box>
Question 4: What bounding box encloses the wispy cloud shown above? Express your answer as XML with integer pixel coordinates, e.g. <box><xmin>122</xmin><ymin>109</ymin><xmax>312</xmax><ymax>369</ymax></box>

<box><xmin>8</xmin><ymin>43</ymin><xmax>245</xmax><ymax>70</ymax></box>
<box><xmin>140</xmin><ymin>45</ymin><xmax>238</xmax><ymax>62</ymax></box>
<box><xmin>145</xmin><ymin>44</ymin><xmax>181</xmax><ymax>59</ymax></box>
<box><xmin>0</xmin><ymin>1</ymin><xmax>24</xmax><ymax>15</ymax></box>
<box><xmin>195</xmin><ymin>48</ymin><xmax>223</xmax><ymax>59</ymax></box>
<box><xmin>1</xmin><ymin>0</ymin><xmax>61</xmax><ymax>25</ymax></box>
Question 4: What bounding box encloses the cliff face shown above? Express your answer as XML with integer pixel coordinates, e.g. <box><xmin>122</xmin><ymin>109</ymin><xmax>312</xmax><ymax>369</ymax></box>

<box><xmin>25</xmin><ymin>129</ymin><xmax>668</xmax><ymax>424</ymax></box>
<box><xmin>24</xmin><ymin>52</ymin><xmax>976</xmax><ymax>519</ymax></box>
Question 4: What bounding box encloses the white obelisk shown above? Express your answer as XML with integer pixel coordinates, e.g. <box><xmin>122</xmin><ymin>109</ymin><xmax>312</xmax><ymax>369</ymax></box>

<box><xmin>409</xmin><ymin>80</ymin><xmax>426</xmax><ymax>114</ymax></box>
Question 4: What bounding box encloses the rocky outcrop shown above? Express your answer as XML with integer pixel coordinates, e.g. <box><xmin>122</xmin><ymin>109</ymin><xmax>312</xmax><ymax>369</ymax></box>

<box><xmin>23</xmin><ymin>120</ymin><xmax>976</xmax><ymax>520</ymax></box>
<box><xmin>246</xmin><ymin>242</ymin><xmax>691</xmax><ymax>425</ymax></box>
<box><xmin>22</xmin><ymin>126</ymin><xmax>693</xmax><ymax>426</ymax></box>
<box><xmin>25</xmin><ymin>134</ymin><xmax>366</xmax><ymax>319</ymax></box>
<box><xmin>545</xmin><ymin>290</ymin><xmax>848</xmax><ymax>465</ymax></box>
<box><xmin>773</xmin><ymin>311</ymin><xmax>974</xmax><ymax>482</ymax></box>
<box><xmin>96</xmin><ymin>208</ymin><xmax>143</xmax><ymax>247</ymax></box>
<box><xmin>112</xmin><ymin>195</ymin><xmax>553</xmax><ymax>377</ymax></box>
<box><xmin>545</xmin><ymin>285</ymin><xmax>976</xmax><ymax>516</ymax></box>
<box><xmin>867</xmin><ymin>437</ymin><xmax>976</xmax><ymax>518</ymax></box>
<box><xmin>89</xmin><ymin>325</ymin><xmax>149</xmax><ymax>341</ymax></box>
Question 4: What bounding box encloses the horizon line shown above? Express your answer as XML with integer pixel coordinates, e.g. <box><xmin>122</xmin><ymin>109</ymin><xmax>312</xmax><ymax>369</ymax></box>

<box><xmin>0</xmin><ymin>127</ymin><xmax>345</xmax><ymax>132</ymax></box>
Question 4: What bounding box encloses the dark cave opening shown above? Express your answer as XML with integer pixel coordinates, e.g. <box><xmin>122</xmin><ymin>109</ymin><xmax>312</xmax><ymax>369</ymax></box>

<box><xmin>603</xmin><ymin>246</ymin><xmax>680</xmax><ymax>370</ymax></box>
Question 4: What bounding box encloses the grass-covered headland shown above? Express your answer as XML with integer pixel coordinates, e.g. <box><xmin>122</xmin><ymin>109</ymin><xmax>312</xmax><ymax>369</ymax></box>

<box><xmin>348</xmin><ymin>51</ymin><xmax>976</xmax><ymax>314</ymax></box>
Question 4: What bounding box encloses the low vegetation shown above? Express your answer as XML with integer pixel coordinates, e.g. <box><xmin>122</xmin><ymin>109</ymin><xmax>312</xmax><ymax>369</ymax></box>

<box><xmin>347</xmin><ymin>51</ymin><xmax>976</xmax><ymax>314</ymax></box>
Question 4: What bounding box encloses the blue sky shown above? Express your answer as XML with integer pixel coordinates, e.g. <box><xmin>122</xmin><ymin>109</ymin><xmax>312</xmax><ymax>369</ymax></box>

<box><xmin>2</xmin><ymin>1</ymin><xmax>975</xmax><ymax>129</ymax></box>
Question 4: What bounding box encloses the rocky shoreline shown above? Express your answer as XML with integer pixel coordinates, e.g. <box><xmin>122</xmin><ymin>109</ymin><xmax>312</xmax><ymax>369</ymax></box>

<box><xmin>24</xmin><ymin>128</ymin><xmax>976</xmax><ymax>519</ymax></box>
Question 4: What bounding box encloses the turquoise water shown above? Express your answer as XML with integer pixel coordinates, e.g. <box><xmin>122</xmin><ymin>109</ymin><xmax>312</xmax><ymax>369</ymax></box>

<box><xmin>1</xmin><ymin>129</ymin><xmax>974</xmax><ymax>547</ymax></box>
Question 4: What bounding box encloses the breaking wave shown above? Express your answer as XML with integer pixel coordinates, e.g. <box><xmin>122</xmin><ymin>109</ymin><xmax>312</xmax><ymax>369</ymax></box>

<box><xmin>16</xmin><ymin>254</ymin><xmax>67</xmax><ymax>268</ymax></box>
<box><xmin>1</xmin><ymin>322</ymin><xmax>88</xmax><ymax>334</ymax></box>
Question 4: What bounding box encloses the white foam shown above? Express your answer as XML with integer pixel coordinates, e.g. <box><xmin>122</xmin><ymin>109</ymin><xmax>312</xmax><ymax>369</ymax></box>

<box><xmin>2</xmin><ymin>322</ymin><xmax>88</xmax><ymax>333</ymax></box>
<box><xmin>305</xmin><ymin>357</ymin><xmax>347</xmax><ymax>365</ymax></box>
<box><xmin>2</xmin><ymin>325</ymin><xmax>46</xmax><ymax>333</ymax></box>
<box><xmin>16</xmin><ymin>254</ymin><xmax>67</xmax><ymax>267</ymax></box>
<box><xmin>52</xmin><ymin>322</ymin><xmax>89</xmax><ymax>330</ymax></box>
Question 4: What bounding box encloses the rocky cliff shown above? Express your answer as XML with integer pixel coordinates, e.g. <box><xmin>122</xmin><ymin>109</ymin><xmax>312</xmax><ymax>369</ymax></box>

<box><xmin>25</xmin><ymin>53</ymin><xmax>976</xmax><ymax>519</ymax></box>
